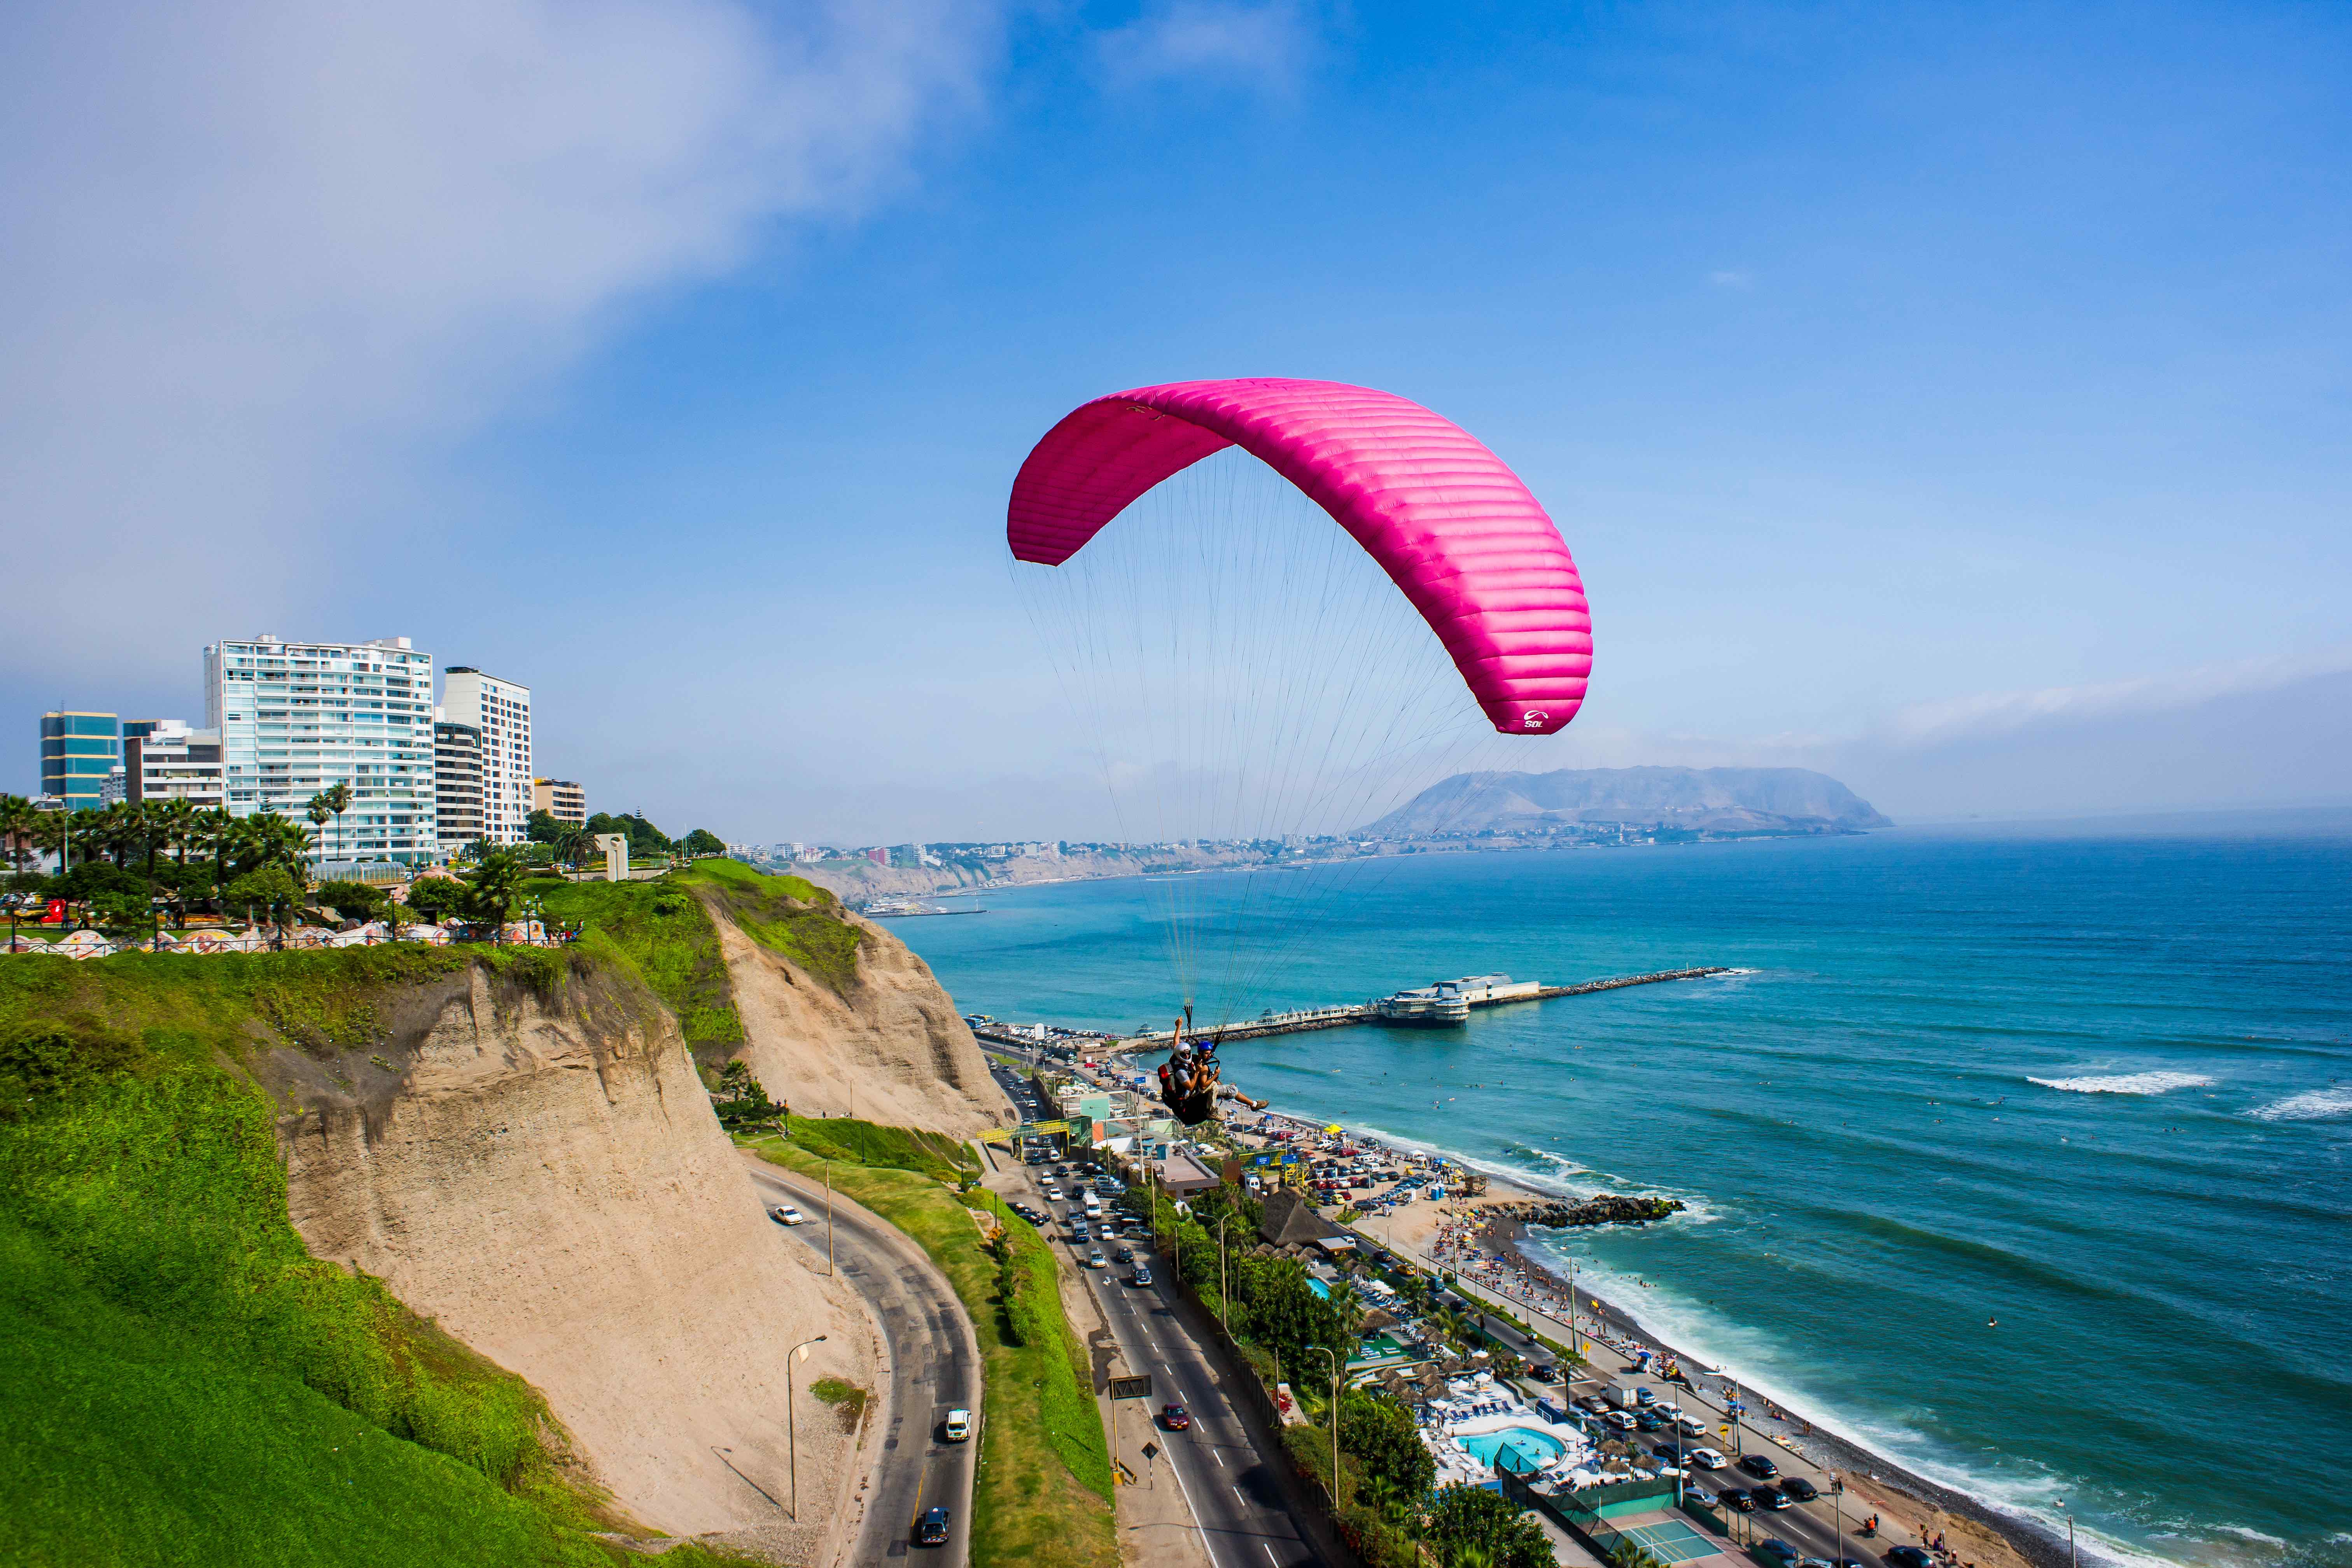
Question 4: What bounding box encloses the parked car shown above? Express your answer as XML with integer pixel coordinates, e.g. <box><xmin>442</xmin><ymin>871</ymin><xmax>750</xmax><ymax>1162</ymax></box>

<box><xmin>1738</xmin><ymin>1453</ymin><xmax>1782</xmax><ymax>1480</ymax></box>
<box><xmin>768</xmin><ymin>1206</ymin><xmax>805</xmax><ymax>1226</ymax></box>
<box><xmin>1752</xmin><ymin>1484</ymin><xmax>1790</xmax><ymax>1510</ymax></box>
<box><xmin>1687</xmin><ymin>1447</ymin><xmax>1729</xmax><ymax>1470</ymax></box>
<box><xmin>1715</xmin><ymin>1488</ymin><xmax>1755</xmax><ymax>1513</ymax></box>
<box><xmin>1781</xmin><ymin>1476</ymin><xmax>1819</xmax><ymax>1502</ymax></box>
<box><xmin>943</xmin><ymin>1409</ymin><xmax>971</xmax><ymax>1443</ymax></box>
<box><xmin>1885</xmin><ymin>1549</ymin><xmax>1934</xmax><ymax>1568</ymax></box>
<box><xmin>1162</xmin><ymin>1404</ymin><xmax>1190</xmax><ymax>1430</ymax></box>
<box><xmin>913</xmin><ymin>1507</ymin><xmax>951</xmax><ymax>1547</ymax></box>
<box><xmin>1756</xmin><ymin>1540</ymin><xmax>1797</xmax><ymax>1563</ymax></box>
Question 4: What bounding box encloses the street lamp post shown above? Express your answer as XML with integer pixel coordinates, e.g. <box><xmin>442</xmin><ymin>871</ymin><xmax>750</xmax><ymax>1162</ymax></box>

<box><xmin>824</xmin><ymin>1159</ymin><xmax>835</xmax><ymax>1276</ymax></box>
<box><xmin>2057</xmin><ymin>1500</ymin><xmax>2076</xmax><ymax>1568</ymax></box>
<box><xmin>1311</xmin><ymin>1345</ymin><xmax>1342</xmax><ymax>1507</ymax></box>
<box><xmin>786</xmin><ymin>1334</ymin><xmax>828</xmax><ymax>1518</ymax></box>
<box><xmin>1831</xmin><ymin>1478</ymin><xmax>1846</xmax><ymax>1566</ymax></box>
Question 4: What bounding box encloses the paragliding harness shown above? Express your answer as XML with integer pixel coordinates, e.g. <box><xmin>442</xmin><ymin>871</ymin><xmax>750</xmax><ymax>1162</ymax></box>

<box><xmin>1157</xmin><ymin>1008</ymin><xmax>1225</xmax><ymax>1127</ymax></box>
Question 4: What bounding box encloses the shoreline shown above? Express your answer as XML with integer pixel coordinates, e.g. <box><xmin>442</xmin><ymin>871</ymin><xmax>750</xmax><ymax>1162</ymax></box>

<box><xmin>1410</xmin><ymin>1177</ymin><xmax>2073</xmax><ymax>1568</ymax></box>
<box><xmin>1256</xmin><ymin>1104</ymin><xmax>2077</xmax><ymax>1568</ymax></box>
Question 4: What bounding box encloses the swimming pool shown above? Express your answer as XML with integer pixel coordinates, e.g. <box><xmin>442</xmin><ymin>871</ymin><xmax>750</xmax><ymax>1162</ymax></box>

<box><xmin>1307</xmin><ymin>1278</ymin><xmax>1330</xmax><ymax>1299</ymax></box>
<box><xmin>1456</xmin><ymin>1427</ymin><xmax>1566</xmax><ymax>1469</ymax></box>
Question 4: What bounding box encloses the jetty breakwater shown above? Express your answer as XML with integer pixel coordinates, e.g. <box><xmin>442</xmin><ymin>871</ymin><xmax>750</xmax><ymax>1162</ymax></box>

<box><xmin>1108</xmin><ymin>966</ymin><xmax>1735</xmax><ymax>1048</ymax></box>
<box><xmin>1491</xmin><ymin>1194</ymin><xmax>1687</xmax><ymax>1228</ymax></box>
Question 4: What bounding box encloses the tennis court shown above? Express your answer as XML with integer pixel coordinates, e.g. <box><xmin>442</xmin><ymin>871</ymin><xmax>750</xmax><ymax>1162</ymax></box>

<box><xmin>1601</xmin><ymin>1519</ymin><xmax>1723</xmax><ymax>1564</ymax></box>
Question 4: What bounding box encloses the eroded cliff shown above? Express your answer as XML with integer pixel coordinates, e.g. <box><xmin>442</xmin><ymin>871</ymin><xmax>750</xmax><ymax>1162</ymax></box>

<box><xmin>690</xmin><ymin>870</ymin><xmax>1012</xmax><ymax>1138</ymax></box>
<box><xmin>272</xmin><ymin>953</ymin><xmax>876</xmax><ymax>1552</ymax></box>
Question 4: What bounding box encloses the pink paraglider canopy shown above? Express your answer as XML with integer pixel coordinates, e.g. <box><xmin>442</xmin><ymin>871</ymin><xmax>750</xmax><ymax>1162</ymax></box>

<box><xmin>1006</xmin><ymin>377</ymin><xmax>1591</xmax><ymax>735</ymax></box>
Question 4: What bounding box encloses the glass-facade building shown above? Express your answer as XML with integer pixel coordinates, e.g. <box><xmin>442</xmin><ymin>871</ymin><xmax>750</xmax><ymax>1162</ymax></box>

<box><xmin>204</xmin><ymin>636</ymin><xmax>438</xmax><ymax>865</ymax></box>
<box><xmin>39</xmin><ymin>712</ymin><xmax>120</xmax><ymax>810</ymax></box>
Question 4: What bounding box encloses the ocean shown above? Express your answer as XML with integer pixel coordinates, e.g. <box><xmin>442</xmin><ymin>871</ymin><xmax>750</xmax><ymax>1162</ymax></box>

<box><xmin>892</xmin><ymin>819</ymin><xmax>2352</xmax><ymax>1568</ymax></box>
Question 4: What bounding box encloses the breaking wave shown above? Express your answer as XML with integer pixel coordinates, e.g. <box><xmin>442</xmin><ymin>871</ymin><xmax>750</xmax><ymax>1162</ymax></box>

<box><xmin>2028</xmin><ymin>1071</ymin><xmax>2215</xmax><ymax>1096</ymax></box>
<box><xmin>2249</xmin><ymin>1087</ymin><xmax>2352</xmax><ymax>1122</ymax></box>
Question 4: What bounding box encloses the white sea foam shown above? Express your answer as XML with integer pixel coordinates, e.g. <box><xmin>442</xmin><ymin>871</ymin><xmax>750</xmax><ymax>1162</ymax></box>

<box><xmin>2212</xmin><ymin>1526</ymin><xmax>2288</xmax><ymax>1547</ymax></box>
<box><xmin>2028</xmin><ymin>1070</ymin><xmax>2215</xmax><ymax>1096</ymax></box>
<box><xmin>2250</xmin><ymin>1087</ymin><xmax>2352</xmax><ymax>1122</ymax></box>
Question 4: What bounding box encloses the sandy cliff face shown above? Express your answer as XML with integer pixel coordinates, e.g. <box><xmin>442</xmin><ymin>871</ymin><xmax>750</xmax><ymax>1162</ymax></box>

<box><xmin>275</xmin><ymin>959</ymin><xmax>875</xmax><ymax>1548</ymax></box>
<box><xmin>702</xmin><ymin>894</ymin><xmax>1013</xmax><ymax>1138</ymax></box>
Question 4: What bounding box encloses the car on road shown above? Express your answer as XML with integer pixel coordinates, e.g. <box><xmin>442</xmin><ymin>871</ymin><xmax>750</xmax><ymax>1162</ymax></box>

<box><xmin>1651</xmin><ymin>1443</ymin><xmax>1684</xmax><ymax>1463</ymax></box>
<box><xmin>1071</xmin><ymin>1224</ymin><xmax>1090</xmax><ymax>1242</ymax></box>
<box><xmin>1576</xmin><ymin>1396</ymin><xmax>1612</xmax><ymax>1414</ymax></box>
<box><xmin>1687</xmin><ymin>1447</ymin><xmax>1728</xmax><ymax>1470</ymax></box>
<box><xmin>1162</xmin><ymin>1404</ymin><xmax>1190</xmax><ymax>1430</ymax></box>
<box><xmin>1528</xmin><ymin>1363</ymin><xmax>1559</xmax><ymax>1382</ymax></box>
<box><xmin>1633</xmin><ymin>1388</ymin><xmax>1657</xmax><ymax>1407</ymax></box>
<box><xmin>1087</xmin><ymin>1250</ymin><xmax>1107</xmax><ymax>1268</ymax></box>
<box><xmin>943</xmin><ymin>1409</ymin><xmax>970</xmax><ymax>1443</ymax></box>
<box><xmin>767</xmin><ymin>1206</ymin><xmax>805</xmax><ymax>1225</ymax></box>
<box><xmin>1780</xmin><ymin>1476</ymin><xmax>1819</xmax><ymax>1502</ymax></box>
<box><xmin>1798</xmin><ymin>1558</ymin><xmax>1836</xmax><ymax>1568</ymax></box>
<box><xmin>1756</xmin><ymin>1540</ymin><xmax>1796</xmax><ymax>1563</ymax></box>
<box><xmin>1602</xmin><ymin>1411</ymin><xmax>1638</xmax><ymax>1433</ymax></box>
<box><xmin>1714</xmin><ymin>1488</ymin><xmax>1755</xmax><ymax>1512</ymax></box>
<box><xmin>913</xmin><ymin>1507</ymin><xmax>951</xmax><ymax>1547</ymax></box>
<box><xmin>1677</xmin><ymin>1416</ymin><xmax>1710</xmax><ymax>1438</ymax></box>
<box><xmin>1738</xmin><ymin>1453</ymin><xmax>1782</xmax><ymax>1480</ymax></box>
<box><xmin>1885</xmin><ymin>1549</ymin><xmax>1934</xmax><ymax>1568</ymax></box>
<box><xmin>1113</xmin><ymin>1245</ymin><xmax>1133</xmax><ymax>1263</ymax></box>
<box><xmin>1132</xmin><ymin>1264</ymin><xmax>1152</xmax><ymax>1286</ymax></box>
<box><xmin>1636</xmin><ymin>1410</ymin><xmax>1669</xmax><ymax>1432</ymax></box>
<box><xmin>1752</xmin><ymin>1484</ymin><xmax>1790</xmax><ymax>1510</ymax></box>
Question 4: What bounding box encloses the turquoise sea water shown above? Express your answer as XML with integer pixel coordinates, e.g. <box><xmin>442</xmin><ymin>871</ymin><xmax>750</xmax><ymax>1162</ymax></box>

<box><xmin>897</xmin><ymin>821</ymin><xmax>2352</xmax><ymax>1568</ymax></box>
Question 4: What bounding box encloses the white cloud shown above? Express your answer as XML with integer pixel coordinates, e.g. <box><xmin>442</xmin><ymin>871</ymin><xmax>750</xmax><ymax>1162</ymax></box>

<box><xmin>1095</xmin><ymin>0</ymin><xmax>1314</xmax><ymax>93</ymax></box>
<box><xmin>1707</xmin><ymin>269</ymin><xmax>1752</xmax><ymax>289</ymax></box>
<box><xmin>0</xmin><ymin>0</ymin><xmax>1000</xmax><ymax>687</ymax></box>
<box><xmin>1883</xmin><ymin>644</ymin><xmax>2352</xmax><ymax>748</ymax></box>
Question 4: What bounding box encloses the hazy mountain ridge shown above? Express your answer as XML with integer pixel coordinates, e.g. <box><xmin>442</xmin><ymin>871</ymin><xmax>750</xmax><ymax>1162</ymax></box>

<box><xmin>1363</xmin><ymin>765</ymin><xmax>1894</xmax><ymax>838</ymax></box>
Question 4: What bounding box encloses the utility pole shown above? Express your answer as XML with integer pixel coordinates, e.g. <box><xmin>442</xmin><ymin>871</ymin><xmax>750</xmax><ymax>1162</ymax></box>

<box><xmin>824</xmin><ymin>1159</ymin><xmax>835</xmax><ymax>1276</ymax></box>
<box><xmin>1312</xmin><ymin>1345</ymin><xmax>1342</xmax><ymax>1507</ymax></box>
<box><xmin>1832</xmin><ymin>1478</ymin><xmax>1846</xmax><ymax>1567</ymax></box>
<box><xmin>786</xmin><ymin>1334</ymin><xmax>827</xmax><ymax>1518</ymax></box>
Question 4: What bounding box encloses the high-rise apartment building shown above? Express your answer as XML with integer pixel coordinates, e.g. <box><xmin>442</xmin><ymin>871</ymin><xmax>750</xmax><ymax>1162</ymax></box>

<box><xmin>532</xmin><ymin>778</ymin><xmax>586</xmax><ymax>826</ymax></box>
<box><xmin>434</xmin><ymin>723</ymin><xmax>485</xmax><ymax>854</ymax></box>
<box><xmin>124</xmin><ymin>719</ymin><xmax>225</xmax><ymax>808</ymax></box>
<box><xmin>39</xmin><ymin>712</ymin><xmax>120</xmax><ymax>811</ymax></box>
<box><xmin>439</xmin><ymin>669</ymin><xmax>532</xmax><ymax>845</ymax></box>
<box><xmin>204</xmin><ymin>635</ymin><xmax>438</xmax><ymax>865</ymax></box>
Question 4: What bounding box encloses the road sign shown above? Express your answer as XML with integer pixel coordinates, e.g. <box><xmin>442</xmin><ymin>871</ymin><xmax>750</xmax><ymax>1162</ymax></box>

<box><xmin>1141</xmin><ymin>1441</ymin><xmax>1160</xmax><ymax>1461</ymax></box>
<box><xmin>1109</xmin><ymin>1374</ymin><xmax>1154</xmax><ymax>1401</ymax></box>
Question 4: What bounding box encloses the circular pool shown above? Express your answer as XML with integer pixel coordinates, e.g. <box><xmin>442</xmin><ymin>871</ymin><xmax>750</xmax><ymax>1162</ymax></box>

<box><xmin>1456</xmin><ymin>1427</ymin><xmax>1567</xmax><ymax>1469</ymax></box>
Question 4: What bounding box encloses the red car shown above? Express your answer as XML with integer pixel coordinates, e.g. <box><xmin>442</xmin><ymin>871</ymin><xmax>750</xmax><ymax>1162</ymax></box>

<box><xmin>1162</xmin><ymin>1404</ymin><xmax>1191</xmax><ymax>1431</ymax></box>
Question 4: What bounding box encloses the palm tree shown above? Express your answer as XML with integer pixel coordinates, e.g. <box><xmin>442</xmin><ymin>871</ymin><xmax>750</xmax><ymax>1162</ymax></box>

<box><xmin>154</xmin><ymin>798</ymin><xmax>199</xmax><ymax>868</ymax></box>
<box><xmin>319</xmin><ymin>781</ymin><xmax>353</xmax><ymax>862</ymax></box>
<box><xmin>306</xmin><ymin>795</ymin><xmax>332</xmax><ymax>868</ymax></box>
<box><xmin>32</xmin><ymin>810</ymin><xmax>70</xmax><ymax>873</ymax></box>
<box><xmin>66</xmin><ymin>808</ymin><xmax>105</xmax><ymax>870</ymax></box>
<box><xmin>467</xmin><ymin>847</ymin><xmax>527</xmax><ymax>943</ymax></box>
<box><xmin>0</xmin><ymin>794</ymin><xmax>35</xmax><ymax>875</ymax></box>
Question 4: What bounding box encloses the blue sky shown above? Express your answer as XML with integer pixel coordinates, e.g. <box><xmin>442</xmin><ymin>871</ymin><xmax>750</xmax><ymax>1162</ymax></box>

<box><xmin>6</xmin><ymin>1</ymin><xmax>2349</xmax><ymax>839</ymax></box>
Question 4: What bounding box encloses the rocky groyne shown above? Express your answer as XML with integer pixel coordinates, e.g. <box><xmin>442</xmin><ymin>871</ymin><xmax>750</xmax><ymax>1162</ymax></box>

<box><xmin>1494</xmin><ymin>1194</ymin><xmax>1687</xmax><ymax>1228</ymax></box>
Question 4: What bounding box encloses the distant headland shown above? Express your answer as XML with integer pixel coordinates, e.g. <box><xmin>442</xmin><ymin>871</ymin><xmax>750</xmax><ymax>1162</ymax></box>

<box><xmin>1363</xmin><ymin>765</ymin><xmax>1892</xmax><ymax>840</ymax></box>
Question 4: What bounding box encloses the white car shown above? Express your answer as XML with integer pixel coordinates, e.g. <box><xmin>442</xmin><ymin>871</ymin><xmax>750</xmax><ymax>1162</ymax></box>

<box><xmin>943</xmin><ymin>1409</ymin><xmax>971</xmax><ymax>1443</ymax></box>
<box><xmin>769</xmin><ymin>1205</ymin><xmax>806</xmax><ymax>1226</ymax></box>
<box><xmin>1677</xmin><ymin>1416</ymin><xmax>1710</xmax><ymax>1438</ymax></box>
<box><xmin>1687</xmin><ymin>1447</ymin><xmax>1729</xmax><ymax>1470</ymax></box>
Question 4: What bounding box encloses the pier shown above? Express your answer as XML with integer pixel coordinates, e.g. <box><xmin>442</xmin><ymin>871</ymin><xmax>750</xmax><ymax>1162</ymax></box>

<box><xmin>971</xmin><ymin>967</ymin><xmax>1731</xmax><ymax>1053</ymax></box>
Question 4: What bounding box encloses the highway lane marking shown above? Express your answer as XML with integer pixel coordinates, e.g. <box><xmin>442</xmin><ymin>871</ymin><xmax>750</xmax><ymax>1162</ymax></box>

<box><xmin>1263</xmin><ymin>1545</ymin><xmax>1280</xmax><ymax>1565</ymax></box>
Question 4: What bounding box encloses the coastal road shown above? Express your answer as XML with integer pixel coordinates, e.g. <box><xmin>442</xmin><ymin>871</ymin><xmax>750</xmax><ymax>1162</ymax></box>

<box><xmin>746</xmin><ymin>1159</ymin><xmax>980</xmax><ymax>1568</ymax></box>
<box><xmin>994</xmin><ymin>1159</ymin><xmax>1324</xmax><ymax>1568</ymax></box>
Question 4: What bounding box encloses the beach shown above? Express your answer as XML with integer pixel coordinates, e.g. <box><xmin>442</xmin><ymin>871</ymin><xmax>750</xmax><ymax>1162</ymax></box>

<box><xmin>1358</xmin><ymin>1170</ymin><xmax>2060</xmax><ymax>1568</ymax></box>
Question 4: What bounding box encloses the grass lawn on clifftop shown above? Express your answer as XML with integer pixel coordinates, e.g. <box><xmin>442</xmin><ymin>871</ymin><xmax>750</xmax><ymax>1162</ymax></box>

<box><xmin>749</xmin><ymin>1129</ymin><xmax>1117</xmax><ymax>1568</ymax></box>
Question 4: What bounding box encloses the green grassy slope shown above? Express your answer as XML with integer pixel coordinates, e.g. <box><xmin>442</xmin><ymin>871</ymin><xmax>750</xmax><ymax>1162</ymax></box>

<box><xmin>677</xmin><ymin>858</ymin><xmax>865</xmax><ymax>997</ymax></box>
<box><xmin>0</xmin><ymin>951</ymin><xmax>754</xmax><ymax>1568</ymax></box>
<box><xmin>747</xmin><ymin>1121</ymin><xmax>1116</xmax><ymax>1568</ymax></box>
<box><xmin>531</xmin><ymin>875</ymin><xmax>742</xmax><ymax>1053</ymax></box>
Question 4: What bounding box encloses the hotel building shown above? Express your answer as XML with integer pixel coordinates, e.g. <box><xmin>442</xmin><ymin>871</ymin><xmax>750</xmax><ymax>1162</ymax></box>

<box><xmin>532</xmin><ymin>777</ymin><xmax>586</xmax><ymax>826</ymax></box>
<box><xmin>203</xmin><ymin>635</ymin><xmax>439</xmax><ymax>865</ymax></box>
<box><xmin>434</xmin><ymin>722</ymin><xmax>485</xmax><ymax>854</ymax></box>
<box><xmin>123</xmin><ymin>719</ymin><xmax>226</xmax><ymax>809</ymax></box>
<box><xmin>39</xmin><ymin>712</ymin><xmax>120</xmax><ymax>812</ymax></box>
<box><xmin>439</xmin><ymin>668</ymin><xmax>533</xmax><ymax>845</ymax></box>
